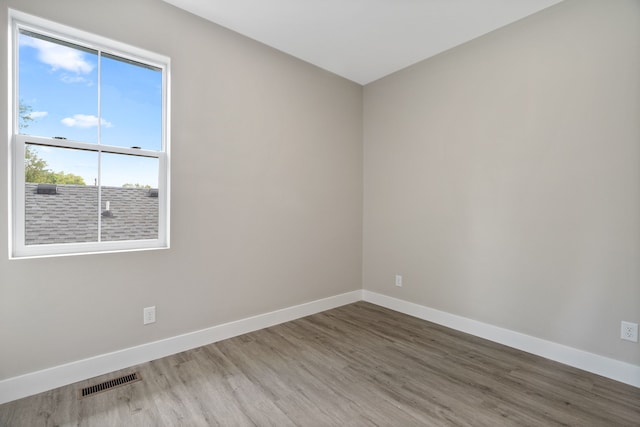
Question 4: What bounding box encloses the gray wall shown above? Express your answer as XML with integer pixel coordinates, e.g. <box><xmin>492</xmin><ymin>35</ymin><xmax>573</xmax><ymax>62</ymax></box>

<box><xmin>0</xmin><ymin>0</ymin><xmax>363</xmax><ymax>379</ymax></box>
<box><xmin>363</xmin><ymin>0</ymin><xmax>640</xmax><ymax>365</ymax></box>
<box><xmin>2</xmin><ymin>0</ymin><xmax>638</xmax><ymax>383</ymax></box>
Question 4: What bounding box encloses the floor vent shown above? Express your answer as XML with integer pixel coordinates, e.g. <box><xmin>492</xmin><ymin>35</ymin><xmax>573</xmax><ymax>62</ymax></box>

<box><xmin>79</xmin><ymin>372</ymin><xmax>142</xmax><ymax>399</ymax></box>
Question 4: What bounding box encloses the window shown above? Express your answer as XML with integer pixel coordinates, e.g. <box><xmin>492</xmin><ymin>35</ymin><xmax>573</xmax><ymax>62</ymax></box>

<box><xmin>9</xmin><ymin>10</ymin><xmax>170</xmax><ymax>258</ymax></box>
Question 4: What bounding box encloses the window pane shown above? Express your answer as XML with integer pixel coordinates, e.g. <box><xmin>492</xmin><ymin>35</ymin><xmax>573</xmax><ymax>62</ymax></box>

<box><xmin>101</xmin><ymin>54</ymin><xmax>162</xmax><ymax>151</ymax></box>
<box><xmin>24</xmin><ymin>144</ymin><xmax>98</xmax><ymax>245</ymax></box>
<box><xmin>18</xmin><ymin>30</ymin><xmax>99</xmax><ymax>142</ymax></box>
<box><xmin>13</xmin><ymin>12</ymin><xmax>169</xmax><ymax>258</ymax></box>
<box><xmin>100</xmin><ymin>153</ymin><xmax>159</xmax><ymax>242</ymax></box>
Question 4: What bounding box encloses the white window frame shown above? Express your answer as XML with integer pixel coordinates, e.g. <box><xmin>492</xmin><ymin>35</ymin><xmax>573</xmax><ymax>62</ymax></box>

<box><xmin>8</xmin><ymin>10</ymin><xmax>171</xmax><ymax>258</ymax></box>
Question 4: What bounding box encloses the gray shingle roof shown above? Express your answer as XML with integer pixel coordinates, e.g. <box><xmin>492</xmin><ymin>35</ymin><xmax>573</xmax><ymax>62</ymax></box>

<box><xmin>25</xmin><ymin>183</ymin><xmax>159</xmax><ymax>245</ymax></box>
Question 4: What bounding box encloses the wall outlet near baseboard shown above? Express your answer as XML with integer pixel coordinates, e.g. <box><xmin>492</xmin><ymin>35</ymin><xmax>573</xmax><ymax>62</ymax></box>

<box><xmin>143</xmin><ymin>306</ymin><xmax>156</xmax><ymax>325</ymax></box>
<box><xmin>395</xmin><ymin>275</ymin><xmax>402</xmax><ymax>287</ymax></box>
<box><xmin>621</xmin><ymin>321</ymin><xmax>638</xmax><ymax>342</ymax></box>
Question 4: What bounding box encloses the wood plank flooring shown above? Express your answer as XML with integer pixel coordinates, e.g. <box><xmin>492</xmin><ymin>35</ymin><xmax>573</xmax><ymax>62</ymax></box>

<box><xmin>1</xmin><ymin>302</ymin><xmax>639</xmax><ymax>426</ymax></box>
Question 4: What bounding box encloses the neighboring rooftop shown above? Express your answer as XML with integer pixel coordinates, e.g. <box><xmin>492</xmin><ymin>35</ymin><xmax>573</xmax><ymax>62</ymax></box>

<box><xmin>25</xmin><ymin>183</ymin><xmax>159</xmax><ymax>246</ymax></box>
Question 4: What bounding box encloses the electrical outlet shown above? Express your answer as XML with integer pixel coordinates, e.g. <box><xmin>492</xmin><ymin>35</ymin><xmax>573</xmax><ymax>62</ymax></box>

<box><xmin>621</xmin><ymin>321</ymin><xmax>638</xmax><ymax>342</ymax></box>
<box><xmin>143</xmin><ymin>306</ymin><xmax>156</xmax><ymax>325</ymax></box>
<box><xmin>395</xmin><ymin>274</ymin><xmax>402</xmax><ymax>287</ymax></box>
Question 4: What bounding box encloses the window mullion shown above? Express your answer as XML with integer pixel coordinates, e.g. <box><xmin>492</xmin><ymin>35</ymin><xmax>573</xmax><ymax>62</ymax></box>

<box><xmin>97</xmin><ymin>51</ymin><xmax>103</xmax><ymax>243</ymax></box>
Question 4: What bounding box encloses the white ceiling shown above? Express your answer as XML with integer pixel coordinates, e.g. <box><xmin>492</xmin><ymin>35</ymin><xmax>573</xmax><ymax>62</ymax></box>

<box><xmin>162</xmin><ymin>0</ymin><xmax>563</xmax><ymax>85</ymax></box>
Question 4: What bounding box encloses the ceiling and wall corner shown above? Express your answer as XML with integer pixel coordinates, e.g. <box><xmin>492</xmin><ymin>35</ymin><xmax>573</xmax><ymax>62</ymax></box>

<box><xmin>161</xmin><ymin>0</ymin><xmax>564</xmax><ymax>84</ymax></box>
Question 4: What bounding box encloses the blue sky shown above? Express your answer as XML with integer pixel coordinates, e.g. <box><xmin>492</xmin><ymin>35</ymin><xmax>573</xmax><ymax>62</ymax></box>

<box><xmin>19</xmin><ymin>31</ymin><xmax>162</xmax><ymax>187</ymax></box>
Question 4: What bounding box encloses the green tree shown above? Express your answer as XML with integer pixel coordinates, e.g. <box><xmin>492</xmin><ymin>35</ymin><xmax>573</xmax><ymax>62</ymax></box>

<box><xmin>24</xmin><ymin>145</ymin><xmax>87</xmax><ymax>185</ymax></box>
<box><xmin>123</xmin><ymin>183</ymin><xmax>151</xmax><ymax>189</ymax></box>
<box><xmin>20</xmin><ymin>101</ymin><xmax>86</xmax><ymax>185</ymax></box>
<box><xmin>49</xmin><ymin>171</ymin><xmax>86</xmax><ymax>185</ymax></box>
<box><xmin>25</xmin><ymin>145</ymin><xmax>49</xmax><ymax>183</ymax></box>
<box><xmin>19</xmin><ymin>99</ymin><xmax>34</xmax><ymax>130</ymax></box>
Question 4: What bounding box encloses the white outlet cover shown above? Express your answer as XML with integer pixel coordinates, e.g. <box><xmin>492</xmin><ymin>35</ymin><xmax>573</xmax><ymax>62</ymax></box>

<box><xmin>144</xmin><ymin>306</ymin><xmax>156</xmax><ymax>325</ymax></box>
<box><xmin>621</xmin><ymin>321</ymin><xmax>638</xmax><ymax>343</ymax></box>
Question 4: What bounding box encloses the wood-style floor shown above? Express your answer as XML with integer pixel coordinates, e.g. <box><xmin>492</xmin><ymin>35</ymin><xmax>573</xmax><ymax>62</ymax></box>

<box><xmin>1</xmin><ymin>302</ymin><xmax>639</xmax><ymax>426</ymax></box>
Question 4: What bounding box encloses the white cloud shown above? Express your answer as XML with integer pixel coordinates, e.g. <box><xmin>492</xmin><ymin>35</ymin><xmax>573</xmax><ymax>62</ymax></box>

<box><xmin>61</xmin><ymin>114</ymin><xmax>113</xmax><ymax>129</ymax></box>
<box><xmin>60</xmin><ymin>74</ymin><xmax>92</xmax><ymax>85</ymax></box>
<box><xmin>26</xmin><ymin>111</ymin><xmax>48</xmax><ymax>119</ymax></box>
<box><xmin>21</xmin><ymin>36</ymin><xmax>94</xmax><ymax>74</ymax></box>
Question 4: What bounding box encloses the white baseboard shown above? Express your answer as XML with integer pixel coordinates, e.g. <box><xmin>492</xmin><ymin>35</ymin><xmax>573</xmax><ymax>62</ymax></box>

<box><xmin>2</xmin><ymin>288</ymin><xmax>637</xmax><ymax>405</ymax></box>
<box><xmin>362</xmin><ymin>290</ymin><xmax>640</xmax><ymax>389</ymax></box>
<box><xmin>0</xmin><ymin>290</ymin><xmax>363</xmax><ymax>405</ymax></box>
